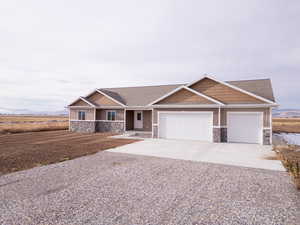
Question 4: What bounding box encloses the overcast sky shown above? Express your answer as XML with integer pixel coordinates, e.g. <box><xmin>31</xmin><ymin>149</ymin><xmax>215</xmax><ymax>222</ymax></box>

<box><xmin>0</xmin><ymin>0</ymin><xmax>299</xmax><ymax>112</ymax></box>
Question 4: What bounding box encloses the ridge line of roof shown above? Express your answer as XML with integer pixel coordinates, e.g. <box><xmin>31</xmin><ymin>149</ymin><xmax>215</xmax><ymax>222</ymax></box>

<box><xmin>226</xmin><ymin>78</ymin><xmax>271</xmax><ymax>82</ymax></box>
<box><xmin>100</xmin><ymin>83</ymin><xmax>185</xmax><ymax>90</ymax></box>
<box><xmin>99</xmin><ymin>78</ymin><xmax>271</xmax><ymax>90</ymax></box>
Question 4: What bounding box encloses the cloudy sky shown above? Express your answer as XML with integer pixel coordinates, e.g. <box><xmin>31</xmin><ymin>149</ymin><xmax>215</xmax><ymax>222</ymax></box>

<box><xmin>0</xmin><ymin>0</ymin><xmax>299</xmax><ymax>112</ymax></box>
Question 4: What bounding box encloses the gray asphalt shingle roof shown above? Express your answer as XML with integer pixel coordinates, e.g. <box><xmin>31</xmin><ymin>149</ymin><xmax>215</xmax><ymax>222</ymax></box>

<box><xmin>99</xmin><ymin>79</ymin><xmax>275</xmax><ymax>106</ymax></box>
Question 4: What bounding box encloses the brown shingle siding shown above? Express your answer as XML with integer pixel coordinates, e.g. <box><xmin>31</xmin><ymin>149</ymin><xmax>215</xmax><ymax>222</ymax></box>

<box><xmin>190</xmin><ymin>78</ymin><xmax>265</xmax><ymax>104</ymax></box>
<box><xmin>156</xmin><ymin>88</ymin><xmax>214</xmax><ymax>105</ymax></box>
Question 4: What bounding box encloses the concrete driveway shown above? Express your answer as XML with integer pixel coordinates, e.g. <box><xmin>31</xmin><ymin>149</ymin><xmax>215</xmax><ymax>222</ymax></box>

<box><xmin>109</xmin><ymin>139</ymin><xmax>284</xmax><ymax>171</ymax></box>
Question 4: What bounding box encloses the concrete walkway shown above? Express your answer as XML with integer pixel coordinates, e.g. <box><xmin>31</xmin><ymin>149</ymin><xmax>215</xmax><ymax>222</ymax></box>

<box><xmin>108</xmin><ymin>139</ymin><xmax>285</xmax><ymax>171</ymax></box>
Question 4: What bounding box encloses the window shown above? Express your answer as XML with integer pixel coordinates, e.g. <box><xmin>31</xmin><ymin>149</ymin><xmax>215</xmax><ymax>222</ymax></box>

<box><xmin>106</xmin><ymin>111</ymin><xmax>116</xmax><ymax>121</ymax></box>
<box><xmin>137</xmin><ymin>112</ymin><xmax>142</xmax><ymax>121</ymax></box>
<box><xmin>78</xmin><ymin>111</ymin><xmax>86</xmax><ymax>120</ymax></box>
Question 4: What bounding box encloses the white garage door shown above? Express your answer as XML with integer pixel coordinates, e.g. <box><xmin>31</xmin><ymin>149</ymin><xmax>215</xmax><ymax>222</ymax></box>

<box><xmin>158</xmin><ymin>112</ymin><xmax>213</xmax><ymax>141</ymax></box>
<box><xmin>227</xmin><ymin>112</ymin><xmax>263</xmax><ymax>144</ymax></box>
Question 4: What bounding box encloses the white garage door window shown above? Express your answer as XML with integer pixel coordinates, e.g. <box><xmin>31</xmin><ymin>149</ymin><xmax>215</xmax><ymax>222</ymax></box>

<box><xmin>227</xmin><ymin>112</ymin><xmax>263</xmax><ymax>144</ymax></box>
<box><xmin>158</xmin><ymin>112</ymin><xmax>213</xmax><ymax>141</ymax></box>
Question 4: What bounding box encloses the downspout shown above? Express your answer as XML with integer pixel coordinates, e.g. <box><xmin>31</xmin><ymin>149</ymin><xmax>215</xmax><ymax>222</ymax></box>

<box><xmin>270</xmin><ymin>107</ymin><xmax>273</xmax><ymax>145</ymax></box>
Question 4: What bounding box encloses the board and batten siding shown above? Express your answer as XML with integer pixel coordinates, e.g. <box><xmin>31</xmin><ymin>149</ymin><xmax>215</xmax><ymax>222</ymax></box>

<box><xmin>70</xmin><ymin>108</ymin><xmax>95</xmax><ymax>120</ymax></box>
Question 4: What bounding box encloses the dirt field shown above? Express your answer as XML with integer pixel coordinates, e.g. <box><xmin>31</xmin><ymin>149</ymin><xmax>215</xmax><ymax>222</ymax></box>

<box><xmin>273</xmin><ymin>118</ymin><xmax>300</xmax><ymax>133</ymax></box>
<box><xmin>0</xmin><ymin>115</ymin><xmax>68</xmax><ymax>134</ymax></box>
<box><xmin>0</xmin><ymin>130</ymin><xmax>138</xmax><ymax>175</ymax></box>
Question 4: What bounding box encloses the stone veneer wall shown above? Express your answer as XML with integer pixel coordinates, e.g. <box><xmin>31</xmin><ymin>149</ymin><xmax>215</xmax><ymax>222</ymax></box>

<box><xmin>70</xmin><ymin>121</ymin><xmax>96</xmax><ymax>133</ymax></box>
<box><xmin>263</xmin><ymin>129</ymin><xmax>271</xmax><ymax>145</ymax></box>
<box><xmin>221</xmin><ymin>128</ymin><xmax>227</xmax><ymax>142</ymax></box>
<box><xmin>96</xmin><ymin>121</ymin><xmax>124</xmax><ymax>133</ymax></box>
<box><xmin>152</xmin><ymin>126</ymin><xmax>158</xmax><ymax>138</ymax></box>
<box><xmin>213</xmin><ymin>128</ymin><xmax>221</xmax><ymax>142</ymax></box>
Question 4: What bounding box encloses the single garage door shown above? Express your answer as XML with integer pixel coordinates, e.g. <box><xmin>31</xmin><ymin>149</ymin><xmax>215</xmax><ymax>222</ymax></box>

<box><xmin>158</xmin><ymin>112</ymin><xmax>213</xmax><ymax>141</ymax></box>
<box><xmin>227</xmin><ymin>112</ymin><xmax>263</xmax><ymax>144</ymax></box>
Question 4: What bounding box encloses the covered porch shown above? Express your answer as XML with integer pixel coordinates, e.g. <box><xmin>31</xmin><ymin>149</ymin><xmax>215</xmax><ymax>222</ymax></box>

<box><xmin>125</xmin><ymin>110</ymin><xmax>152</xmax><ymax>132</ymax></box>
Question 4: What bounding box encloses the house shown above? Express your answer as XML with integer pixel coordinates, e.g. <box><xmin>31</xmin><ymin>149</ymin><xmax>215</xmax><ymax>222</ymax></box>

<box><xmin>68</xmin><ymin>75</ymin><xmax>277</xmax><ymax>145</ymax></box>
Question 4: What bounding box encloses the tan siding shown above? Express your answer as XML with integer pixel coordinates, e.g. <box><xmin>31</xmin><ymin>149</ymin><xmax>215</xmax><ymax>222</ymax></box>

<box><xmin>190</xmin><ymin>78</ymin><xmax>265</xmax><ymax>104</ymax></box>
<box><xmin>96</xmin><ymin>109</ymin><xmax>124</xmax><ymax>120</ymax></box>
<box><xmin>70</xmin><ymin>108</ymin><xmax>94</xmax><ymax>120</ymax></box>
<box><xmin>143</xmin><ymin>110</ymin><xmax>152</xmax><ymax>131</ymax></box>
<box><xmin>87</xmin><ymin>92</ymin><xmax>120</xmax><ymax>106</ymax></box>
<box><xmin>156</xmin><ymin>89</ymin><xmax>214</xmax><ymax>105</ymax></box>
<box><xmin>70</xmin><ymin>99</ymin><xmax>90</xmax><ymax>106</ymax></box>
<box><xmin>126</xmin><ymin>110</ymin><xmax>134</xmax><ymax>130</ymax></box>
<box><xmin>221</xmin><ymin>108</ymin><xmax>270</xmax><ymax>127</ymax></box>
<box><xmin>153</xmin><ymin>108</ymin><xmax>219</xmax><ymax>126</ymax></box>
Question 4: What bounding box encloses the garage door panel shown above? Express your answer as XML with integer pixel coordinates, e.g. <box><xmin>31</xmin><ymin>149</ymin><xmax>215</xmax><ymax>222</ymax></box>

<box><xmin>158</xmin><ymin>112</ymin><xmax>213</xmax><ymax>141</ymax></box>
<box><xmin>227</xmin><ymin>113</ymin><xmax>263</xmax><ymax>144</ymax></box>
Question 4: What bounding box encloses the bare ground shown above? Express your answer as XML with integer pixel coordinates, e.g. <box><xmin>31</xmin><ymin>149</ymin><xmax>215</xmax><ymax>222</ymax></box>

<box><xmin>0</xmin><ymin>130</ymin><xmax>138</xmax><ymax>174</ymax></box>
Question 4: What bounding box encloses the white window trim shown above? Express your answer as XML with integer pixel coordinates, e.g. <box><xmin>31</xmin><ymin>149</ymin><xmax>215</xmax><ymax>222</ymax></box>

<box><xmin>78</xmin><ymin>111</ymin><xmax>86</xmax><ymax>120</ymax></box>
<box><xmin>106</xmin><ymin>110</ymin><xmax>117</xmax><ymax>121</ymax></box>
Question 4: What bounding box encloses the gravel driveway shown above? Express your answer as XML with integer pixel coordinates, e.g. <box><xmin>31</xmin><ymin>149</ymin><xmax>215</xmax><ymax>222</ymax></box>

<box><xmin>0</xmin><ymin>151</ymin><xmax>299</xmax><ymax>225</ymax></box>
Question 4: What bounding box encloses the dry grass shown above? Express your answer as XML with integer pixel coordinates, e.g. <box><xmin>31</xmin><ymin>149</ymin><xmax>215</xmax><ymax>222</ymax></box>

<box><xmin>0</xmin><ymin>115</ymin><xmax>67</xmax><ymax>122</ymax></box>
<box><xmin>273</xmin><ymin>144</ymin><xmax>300</xmax><ymax>190</ymax></box>
<box><xmin>272</xmin><ymin>117</ymin><xmax>300</xmax><ymax>133</ymax></box>
<box><xmin>0</xmin><ymin>115</ymin><xmax>68</xmax><ymax>134</ymax></box>
<box><xmin>263</xmin><ymin>155</ymin><xmax>280</xmax><ymax>160</ymax></box>
<box><xmin>0</xmin><ymin>121</ymin><xmax>68</xmax><ymax>134</ymax></box>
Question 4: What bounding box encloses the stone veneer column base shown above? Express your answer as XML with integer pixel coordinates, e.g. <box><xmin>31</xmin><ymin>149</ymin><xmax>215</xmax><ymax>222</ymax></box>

<box><xmin>220</xmin><ymin>128</ymin><xmax>227</xmax><ymax>142</ymax></box>
<box><xmin>96</xmin><ymin>121</ymin><xmax>124</xmax><ymax>133</ymax></box>
<box><xmin>213</xmin><ymin>127</ymin><xmax>227</xmax><ymax>143</ymax></box>
<box><xmin>213</xmin><ymin>128</ymin><xmax>221</xmax><ymax>142</ymax></box>
<box><xmin>152</xmin><ymin>125</ymin><xmax>158</xmax><ymax>138</ymax></box>
<box><xmin>70</xmin><ymin>121</ymin><xmax>96</xmax><ymax>133</ymax></box>
<box><xmin>263</xmin><ymin>129</ymin><xmax>271</xmax><ymax>145</ymax></box>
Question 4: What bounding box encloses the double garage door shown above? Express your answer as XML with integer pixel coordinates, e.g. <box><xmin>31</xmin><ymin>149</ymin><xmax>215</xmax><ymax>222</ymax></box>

<box><xmin>159</xmin><ymin>112</ymin><xmax>213</xmax><ymax>142</ymax></box>
<box><xmin>158</xmin><ymin>111</ymin><xmax>263</xmax><ymax>144</ymax></box>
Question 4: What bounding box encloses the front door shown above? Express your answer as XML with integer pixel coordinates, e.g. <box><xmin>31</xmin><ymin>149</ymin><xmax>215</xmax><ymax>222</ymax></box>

<box><xmin>134</xmin><ymin>111</ymin><xmax>143</xmax><ymax>129</ymax></box>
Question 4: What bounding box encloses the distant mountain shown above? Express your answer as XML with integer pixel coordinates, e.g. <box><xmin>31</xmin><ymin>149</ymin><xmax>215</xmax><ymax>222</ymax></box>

<box><xmin>0</xmin><ymin>107</ymin><xmax>68</xmax><ymax>116</ymax></box>
<box><xmin>273</xmin><ymin>109</ymin><xmax>300</xmax><ymax>118</ymax></box>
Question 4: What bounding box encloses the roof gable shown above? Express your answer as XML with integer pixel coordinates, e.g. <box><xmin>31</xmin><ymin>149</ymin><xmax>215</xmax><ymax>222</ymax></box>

<box><xmin>69</xmin><ymin>97</ymin><xmax>96</xmax><ymax>107</ymax></box>
<box><xmin>86</xmin><ymin>91</ymin><xmax>123</xmax><ymax>107</ymax></box>
<box><xmin>189</xmin><ymin>76</ymin><xmax>275</xmax><ymax>104</ymax></box>
<box><xmin>150</xmin><ymin>86</ymin><xmax>224</xmax><ymax>106</ymax></box>
<box><xmin>69</xmin><ymin>99</ymin><xmax>90</xmax><ymax>107</ymax></box>
<box><xmin>155</xmin><ymin>88</ymin><xmax>216</xmax><ymax>105</ymax></box>
<box><xmin>227</xmin><ymin>79</ymin><xmax>275</xmax><ymax>102</ymax></box>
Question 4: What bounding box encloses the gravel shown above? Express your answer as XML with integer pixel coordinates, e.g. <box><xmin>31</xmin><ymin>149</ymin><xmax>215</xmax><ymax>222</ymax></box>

<box><xmin>0</xmin><ymin>151</ymin><xmax>299</xmax><ymax>225</ymax></box>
